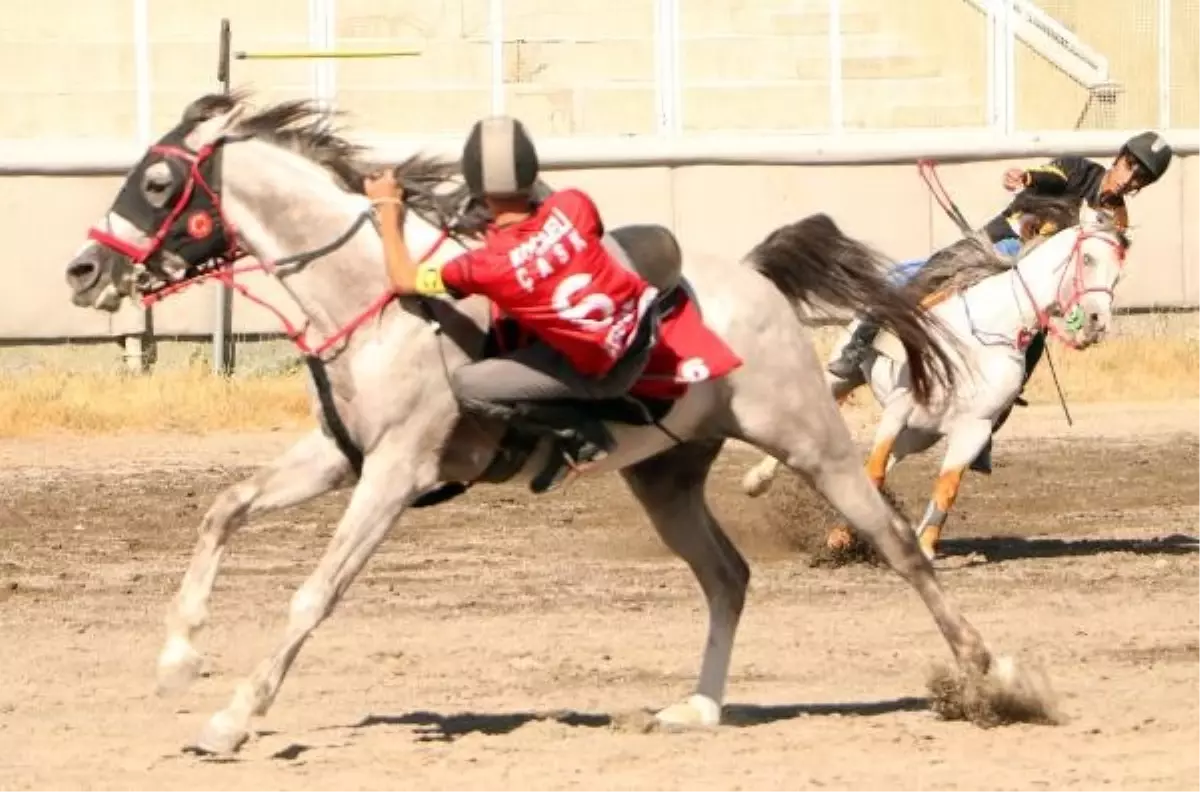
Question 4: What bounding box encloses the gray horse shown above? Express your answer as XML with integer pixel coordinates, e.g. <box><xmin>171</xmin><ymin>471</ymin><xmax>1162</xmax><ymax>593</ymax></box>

<box><xmin>63</xmin><ymin>93</ymin><xmax>1052</xmax><ymax>754</ymax></box>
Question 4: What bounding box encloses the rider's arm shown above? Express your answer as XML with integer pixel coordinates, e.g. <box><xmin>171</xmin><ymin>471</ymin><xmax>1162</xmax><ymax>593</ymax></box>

<box><xmin>365</xmin><ymin>170</ymin><xmax>455</xmax><ymax>297</ymax></box>
<box><xmin>1021</xmin><ymin>157</ymin><xmax>1074</xmax><ymax>192</ymax></box>
<box><xmin>374</xmin><ymin>203</ymin><xmax>423</xmax><ymax>295</ymax></box>
<box><xmin>378</xmin><ymin>214</ymin><xmax>473</xmax><ymax>299</ymax></box>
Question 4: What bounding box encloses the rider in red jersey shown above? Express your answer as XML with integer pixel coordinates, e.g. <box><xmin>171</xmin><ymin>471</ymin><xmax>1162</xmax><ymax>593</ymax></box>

<box><xmin>365</xmin><ymin>116</ymin><xmax>659</xmax><ymax>492</ymax></box>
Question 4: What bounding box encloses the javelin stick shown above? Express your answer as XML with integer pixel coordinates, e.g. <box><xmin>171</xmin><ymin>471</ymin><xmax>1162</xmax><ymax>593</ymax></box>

<box><xmin>917</xmin><ymin>158</ymin><xmax>974</xmax><ymax>237</ymax></box>
<box><xmin>235</xmin><ymin>49</ymin><xmax>421</xmax><ymax>60</ymax></box>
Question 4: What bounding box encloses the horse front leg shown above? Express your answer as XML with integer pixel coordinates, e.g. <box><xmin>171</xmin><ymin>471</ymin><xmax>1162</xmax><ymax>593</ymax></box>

<box><xmin>157</xmin><ymin>429</ymin><xmax>354</xmax><ymax>694</ymax></box>
<box><xmin>193</xmin><ymin>444</ymin><xmax>432</xmax><ymax>756</ymax></box>
<box><xmin>915</xmin><ymin>418</ymin><xmax>993</xmax><ymax>560</ymax></box>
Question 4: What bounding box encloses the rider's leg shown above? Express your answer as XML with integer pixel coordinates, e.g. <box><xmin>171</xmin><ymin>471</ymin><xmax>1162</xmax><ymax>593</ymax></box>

<box><xmin>451</xmin><ymin>321</ymin><xmax>655</xmax><ymax>489</ymax></box>
<box><xmin>992</xmin><ymin>236</ymin><xmax>1022</xmax><ymax>258</ymax></box>
<box><xmin>828</xmin><ymin>256</ymin><xmax>929</xmax><ymax>380</ymax></box>
<box><xmin>827</xmin><ymin>318</ymin><xmax>883</xmax><ymax>379</ymax></box>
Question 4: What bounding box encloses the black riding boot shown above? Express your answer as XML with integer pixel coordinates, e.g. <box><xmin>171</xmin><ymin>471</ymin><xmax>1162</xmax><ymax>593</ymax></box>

<box><xmin>828</xmin><ymin>319</ymin><xmax>882</xmax><ymax>380</ymax></box>
<box><xmin>507</xmin><ymin>403</ymin><xmax>617</xmax><ymax>494</ymax></box>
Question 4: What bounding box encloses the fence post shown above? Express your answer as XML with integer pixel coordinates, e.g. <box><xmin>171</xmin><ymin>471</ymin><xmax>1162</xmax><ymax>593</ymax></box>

<box><xmin>1158</xmin><ymin>0</ymin><xmax>1172</xmax><ymax>128</ymax></box>
<box><xmin>1002</xmin><ymin>0</ymin><xmax>1016</xmax><ymax>135</ymax></box>
<box><xmin>653</xmin><ymin>0</ymin><xmax>680</xmax><ymax>134</ymax></box>
<box><xmin>828</xmin><ymin>0</ymin><xmax>843</xmax><ymax>131</ymax></box>
<box><xmin>489</xmin><ymin>0</ymin><xmax>505</xmax><ymax>114</ymax></box>
<box><xmin>213</xmin><ymin>18</ymin><xmax>236</xmax><ymax>376</ymax></box>
<box><xmin>128</xmin><ymin>0</ymin><xmax>155</xmax><ymax>374</ymax></box>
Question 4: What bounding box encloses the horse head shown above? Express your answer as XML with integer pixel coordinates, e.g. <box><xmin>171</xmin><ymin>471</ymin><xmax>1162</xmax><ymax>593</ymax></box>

<box><xmin>1017</xmin><ymin>207</ymin><xmax>1129</xmax><ymax>350</ymax></box>
<box><xmin>64</xmin><ymin>91</ymin><xmax>481</xmax><ymax>339</ymax></box>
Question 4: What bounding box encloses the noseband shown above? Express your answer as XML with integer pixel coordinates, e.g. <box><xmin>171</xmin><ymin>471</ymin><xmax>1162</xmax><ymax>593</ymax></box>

<box><xmin>88</xmin><ymin>134</ymin><xmax>242</xmax><ymax>278</ymax></box>
<box><xmin>1013</xmin><ymin>227</ymin><xmax>1127</xmax><ymax>348</ymax></box>
<box><xmin>85</xmin><ymin>130</ymin><xmax>451</xmax><ymax>359</ymax></box>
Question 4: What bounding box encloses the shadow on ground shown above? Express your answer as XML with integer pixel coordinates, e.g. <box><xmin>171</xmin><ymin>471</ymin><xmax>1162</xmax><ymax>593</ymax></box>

<box><xmin>342</xmin><ymin>696</ymin><xmax>930</xmax><ymax>742</ymax></box>
<box><xmin>937</xmin><ymin>532</ymin><xmax>1198</xmax><ymax>564</ymax></box>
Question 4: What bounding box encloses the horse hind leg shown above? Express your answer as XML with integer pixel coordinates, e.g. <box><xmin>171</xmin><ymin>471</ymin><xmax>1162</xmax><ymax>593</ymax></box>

<box><xmin>824</xmin><ymin>406</ymin><xmax>908</xmax><ymax>552</ymax></box>
<box><xmin>741</xmin><ymin>378</ymin><xmax>859</xmax><ymax>497</ymax></box>
<box><xmin>740</xmin><ymin>392</ymin><xmax>995</xmax><ymax>675</ymax></box>
<box><xmin>157</xmin><ymin>428</ymin><xmax>354</xmax><ymax>695</ymax></box>
<box><xmin>621</xmin><ymin>439</ymin><xmax>749</xmax><ymax>727</ymax></box>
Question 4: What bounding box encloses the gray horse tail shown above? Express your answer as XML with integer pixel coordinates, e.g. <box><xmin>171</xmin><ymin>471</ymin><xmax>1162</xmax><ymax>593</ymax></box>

<box><xmin>746</xmin><ymin>213</ymin><xmax>959</xmax><ymax>405</ymax></box>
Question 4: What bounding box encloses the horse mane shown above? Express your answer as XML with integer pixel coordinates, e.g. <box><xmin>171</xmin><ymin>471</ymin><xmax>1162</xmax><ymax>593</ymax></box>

<box><xmin>904</xmin><ymin>191</ymin><xmax>1124</xmax><ymax>299</ymax></box>
<box><xmin>179</xmin><ymin>90</ymin><xmax>492</xmax><ymax>236</ymax></box>
<box><xmin>905</xmin><ymin>233</ymin><xmax>1012</xmax><ymax>298</ymax></box>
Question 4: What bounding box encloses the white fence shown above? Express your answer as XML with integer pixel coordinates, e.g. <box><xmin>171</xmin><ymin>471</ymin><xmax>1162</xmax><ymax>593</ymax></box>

<box><xmin>0</xmin><ymin>0</ymin><xmax>1196</xmax><ymax>373</ymax></box>
<box><xmin>1</xmin><ymin>0</ymin><xmax>1196</xmax><ymax>147</ymax></box>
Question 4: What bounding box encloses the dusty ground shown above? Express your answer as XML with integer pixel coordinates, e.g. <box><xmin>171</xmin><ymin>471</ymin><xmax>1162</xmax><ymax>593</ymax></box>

<box><xmin>0</xmin><ymin>401</ymin><xmax>1196</xmax><ymax>790</ymax></box>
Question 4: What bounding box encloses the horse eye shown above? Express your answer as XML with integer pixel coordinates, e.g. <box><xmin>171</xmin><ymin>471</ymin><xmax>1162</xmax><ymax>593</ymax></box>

<box><xmin>141</xmin><ymin>162</ymin><xmax>174</xmax><ymax>194</ymax></box>
<box><xmin>1083</xmin><ymin>253</ymin><xmax>1095</xmax><ymax>267</ymax></box>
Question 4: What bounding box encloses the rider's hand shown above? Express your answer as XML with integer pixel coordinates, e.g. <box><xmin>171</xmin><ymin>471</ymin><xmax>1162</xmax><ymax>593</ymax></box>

<box><xmin>1002</xmin><ymin>167</ymin><xmax>1027</xmax><ymax>191</ymax></box>
<box><xmin>365</xmin><ymin>169</ymin><xmax>404</xmax><ymax>207</ymax></box>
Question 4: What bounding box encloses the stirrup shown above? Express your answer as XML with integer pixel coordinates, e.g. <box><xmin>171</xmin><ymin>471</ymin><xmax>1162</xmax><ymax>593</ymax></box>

<box><xmin>828</xmin><ymin>348</ymin><xmax>863</xmax><ymax>379</ymax></box>
<box><xmin>529</xmin><ymin>440</ymin><xmax>608</xmax><ymax>494</ymax></box>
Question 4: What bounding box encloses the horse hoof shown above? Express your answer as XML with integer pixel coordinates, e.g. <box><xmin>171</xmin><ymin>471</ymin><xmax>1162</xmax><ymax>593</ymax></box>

<box><xmin>156</xmin><ymin>638</ymin><xmax>204</xmax><ymax>695</ymax></box>
<box><xmin>826</xmin><ymin>525</ymin><xmax>854</xmax><ymax>551</ymax></box>
<box><xmin>194</xmin><ymin>710</ymin><xmax>249</xmax><ymax>756</ymax></box>
<box><xmin>655</xmin><ymin>694</ymin><xmax>721</xmax><ymax>727</ymax></box>
<box><xmin>741</xmin><ymin>467</ymin><xmax>774</xmax><ymax>497</ymax></box>
<box><xmin>917</xmin><ymin>526</ymin><xmax>941</xmax><ymax>562</ymax></box>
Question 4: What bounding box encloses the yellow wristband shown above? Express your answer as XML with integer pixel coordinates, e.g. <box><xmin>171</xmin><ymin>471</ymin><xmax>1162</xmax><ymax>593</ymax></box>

<box><xmin>413</xmin><ymin>261</ymin><xmax>447</xmax><ymax>295</ymax></box>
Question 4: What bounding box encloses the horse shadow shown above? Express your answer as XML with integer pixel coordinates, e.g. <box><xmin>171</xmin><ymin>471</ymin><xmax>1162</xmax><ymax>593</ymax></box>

<box><xmin>342</xmin><ymin>696</ymin><xmax>929</xmax><ymax>743</ymax></box>
<box><xmin>936</xmin><ymin>532</ymin><xmax>1197</xmax><ymax>565</ymax></box>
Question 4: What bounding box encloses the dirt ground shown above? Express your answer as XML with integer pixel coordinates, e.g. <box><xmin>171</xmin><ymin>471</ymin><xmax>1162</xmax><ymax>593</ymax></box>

<box><xmin>0</xmin><ymin>400</ymin><xmax>1196</xmax><ymax>791</ymax></box>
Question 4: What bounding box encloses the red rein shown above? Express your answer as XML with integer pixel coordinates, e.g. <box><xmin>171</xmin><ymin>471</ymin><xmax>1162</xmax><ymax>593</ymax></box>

<box><xmin>134</xmin><ymin>230</ymin><xmax>451</xmax><ymax>358</ymax></box>
<box><xmin>1015</xmin><ymin>230</ymin><xmax>1126</xmax><ymax>349</ymax></box>
<box><xmin>86</xmin><ymin>139</ymin><xmax>452</xmax><ymax>358</ymax></box>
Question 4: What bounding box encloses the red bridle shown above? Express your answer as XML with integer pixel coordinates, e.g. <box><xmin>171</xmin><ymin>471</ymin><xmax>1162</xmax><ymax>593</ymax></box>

<box><xmin>1013</xmin><ymin>227</ymin><xmax>1127</xmax><ymax>349</ymax></box>
<box><xmin>88</xmin><ymin>142</ymin><xmax>242</xmax><ymax>266</ymax></box>
<box><xmin>86</xmin><ymin>138</ymin><xmax>452</xmax><ymax>359</ymax></box>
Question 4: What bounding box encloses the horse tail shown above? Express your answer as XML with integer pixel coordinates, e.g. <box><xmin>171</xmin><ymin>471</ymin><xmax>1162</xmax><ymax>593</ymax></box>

<box><xmin>746</xmin><ymin>213</ymin><xmax>960</xmax><ymax>405</ymax></box>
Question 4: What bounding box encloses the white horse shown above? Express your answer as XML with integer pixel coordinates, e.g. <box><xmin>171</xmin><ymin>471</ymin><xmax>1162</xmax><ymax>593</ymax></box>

<box><xmin>63</xmin><ymin>93</ymin><xmax>1053</xmax><ymax>754</ymax></box>
<box><xmin>740</xmin><ymin>209</ymin><xmax>1130</xmax><ymax>559</ymax></box>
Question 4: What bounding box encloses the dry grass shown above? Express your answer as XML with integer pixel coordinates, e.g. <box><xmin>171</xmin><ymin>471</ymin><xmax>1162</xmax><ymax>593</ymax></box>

<box><xmin>812</xmin><ymin>334</ymin><xmax>1199</xmax><ymax>409</ymax></box>
<box><xmin>0</xmin><ymin>364</ymin><xmax>313</xmax><ymax>437</ymax></box>
<box><xmin>1021</xmin><ymin>336</ymin><xmax>1199</xmax><ymax>403</ymax></box>
<box><xmin>0</xmin><ymin>333</ymin><xmax>1193</xmax><ymax>437</ymax></box>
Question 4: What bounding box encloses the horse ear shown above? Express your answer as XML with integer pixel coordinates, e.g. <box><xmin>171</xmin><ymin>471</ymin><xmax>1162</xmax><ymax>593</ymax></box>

<box><xmin>222</xmin><ymin>103</ymin><xmax>248</xmax><ymax>130</ymax></box>
<box><xmin>181</xmin><ymin>94</ymin><xmax>236</xmax><ymax>125</ymax></box>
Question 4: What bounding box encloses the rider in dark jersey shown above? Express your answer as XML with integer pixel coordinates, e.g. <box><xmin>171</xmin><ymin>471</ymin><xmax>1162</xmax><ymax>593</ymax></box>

<box><xmin>827</xmin><ymin>130</ymin><xmax>1174</xmax><ymax>472</ymax></box>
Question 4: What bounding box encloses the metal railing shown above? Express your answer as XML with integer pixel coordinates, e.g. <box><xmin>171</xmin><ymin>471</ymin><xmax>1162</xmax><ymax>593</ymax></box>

<box><xmin>1</xmin><ymin>0</ymin><xmax>1193</xmax><ymax>145</ymax></box>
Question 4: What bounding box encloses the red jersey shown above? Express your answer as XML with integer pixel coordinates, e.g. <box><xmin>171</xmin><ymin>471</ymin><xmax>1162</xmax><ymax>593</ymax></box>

<box><xmin>440</xmin><ymin>188</ymin><xmax>658</xmax><ymax>376</ymax></box>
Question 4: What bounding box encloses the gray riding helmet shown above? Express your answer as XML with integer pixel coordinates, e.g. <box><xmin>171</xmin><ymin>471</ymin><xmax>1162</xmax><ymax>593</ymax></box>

<box><xmin>460</xmin><ymin>116</ymin><xmax>539</xmax><ymax>199</ymax></box>
<box><xmin>1120</xmin><ymin>131</ymin><xmax>1173</xmax><ymax>185</ymax></box>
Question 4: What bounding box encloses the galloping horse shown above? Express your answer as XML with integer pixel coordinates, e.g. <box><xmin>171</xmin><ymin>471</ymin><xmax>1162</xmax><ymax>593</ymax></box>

<box><xmin>63</xmin><ymin>92</ymin><xmax>1050</xmax><ymax>753</ymax></box>
<box><xmin>741</xmin><ymin>198</ymin><xmax>1130</xmax><ymax>559</ymax></box>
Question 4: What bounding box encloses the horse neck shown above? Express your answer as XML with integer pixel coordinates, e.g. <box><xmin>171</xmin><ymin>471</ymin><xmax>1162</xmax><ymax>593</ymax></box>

<box><xmin>218</xmin><ymin>141</ymin><xmax>458</xmax><ymax>345</ymax></box>
<box><xmin>958</xmin><ymin>230</ymin><xmax>1073</xmax><ymax>336</ymax></box>
<box><xmin>1010</xmin><ymin>228</ymin><xmax>1078</xmax><ymax>317</ymax></box>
